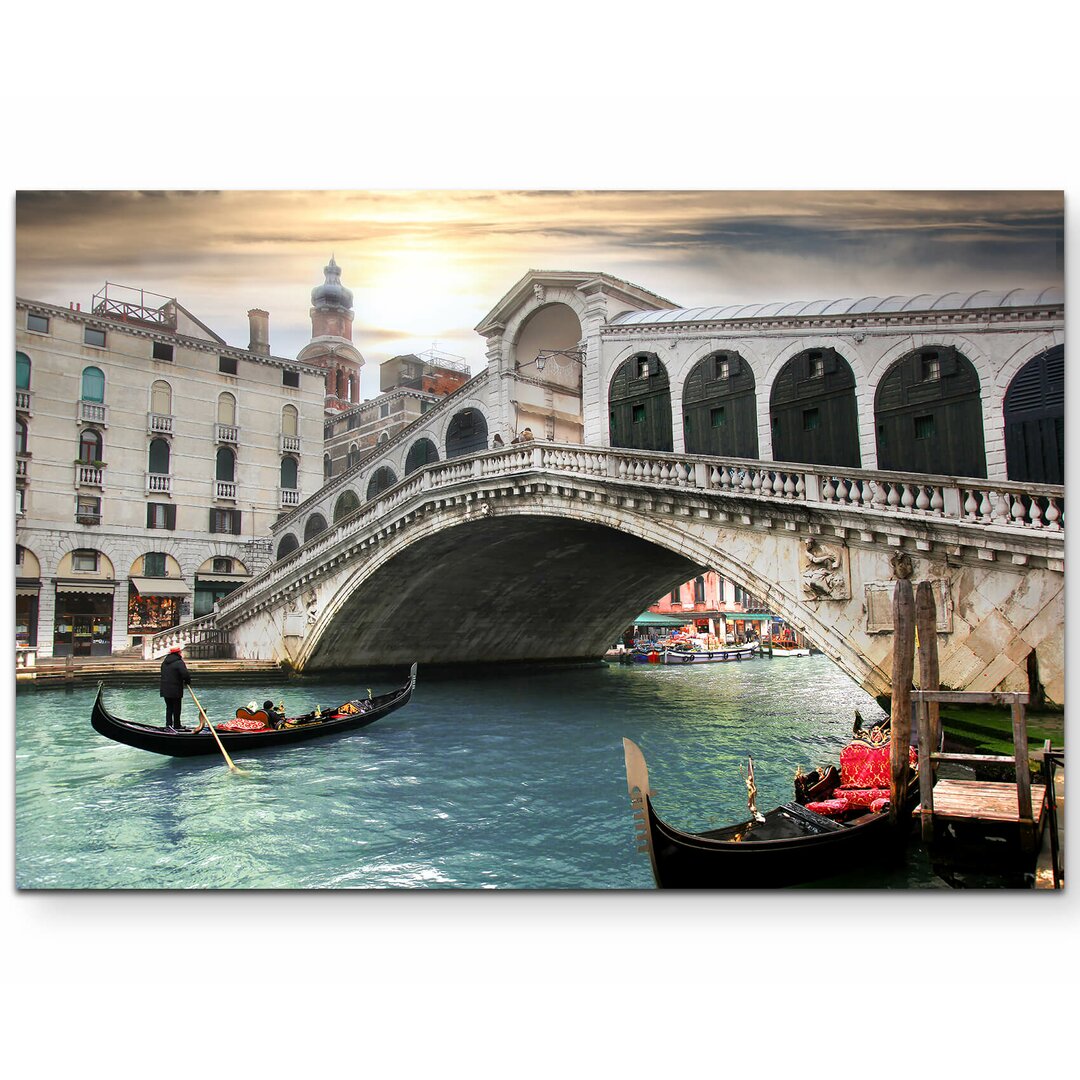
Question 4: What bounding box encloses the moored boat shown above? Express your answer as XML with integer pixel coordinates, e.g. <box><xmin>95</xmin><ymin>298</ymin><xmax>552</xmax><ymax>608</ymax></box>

<box><xmin>660</xmin><ymin>642</ymin><xmax>760</xmax><ymax>664</ymax></box>
<box><xmin>766</xmin><ymin>643</ymin><xmax>811</xmax><ymax>657</ymax></box>
<box><xmin>91</xmin><ymin>663</ymin><xmax>417</xmax><ymax>757</ymax></box>
<box><xmin>622</xmin><ymin>719</ymin><xmax>918</xmax><ymax>888</ymax></box>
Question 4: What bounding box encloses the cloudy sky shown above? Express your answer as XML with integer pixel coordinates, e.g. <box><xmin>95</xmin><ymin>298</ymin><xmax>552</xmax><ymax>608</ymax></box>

<box><xmin>15</xmin><ymin>189</ymin><xmax>1063</xmax><ymax>398</ymax></box>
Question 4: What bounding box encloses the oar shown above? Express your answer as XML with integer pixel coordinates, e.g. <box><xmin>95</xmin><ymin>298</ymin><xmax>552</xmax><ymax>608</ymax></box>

<box><xmin>187</xmin><ymin>685</ymin><xmax>247</xmax><ymax>775</ymax></box>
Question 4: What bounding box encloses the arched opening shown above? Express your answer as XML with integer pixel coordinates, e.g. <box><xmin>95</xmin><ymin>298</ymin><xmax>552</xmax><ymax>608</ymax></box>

<box><xmin>405</xmin><ymin>437</ymin><xmax>440</xmax><ymax>476</ymax></box>
<box><xmin>217</xmin><ymin>392</ymin><xmax>236</xmax><ymax>426</ymax></box>
<box><xmin>682</xmin><ymin>350</ymin><xmax>759</xmax><ymax>458</ymax></box>
<box><xmin>608</xmin><ymin>352</ymin><xmax>673</xmax><ymax>452</ymax></box>
<box><xmin>304</xmin><ymin>513</ymin><xmax>328</xmax><ymax>542</ymax></box>
<box><xmin>151</xmin><ymin>380</ymin><xmax>172</xmax><ymax>416</ymax></box>
<box><xmin>216</xmin><ymin>446</ymin><xmax>235</xmax><ymax>482</ymax></box>
<box><xmin>277</xmin><ymin>534</ymin><xmax>300</xmax><ymax>560</ymax></box>
<box><xmin>333</xmin><ymin>489</ymin><xmax>360</xmax><ymax>523</ymax></box>
<box><xmin>446</xmin><ymin>408</ymin><xmax>489</xmax><ymax>459</ymax></box>
<box><xmin>148</xmin><ymin>437</ymin><xmax>170</xmax><ymax>474</ymax></box>
<box><xmin>367</xmin><ymin>466</ymin><xmax>398</xmax><ymax>501</ymax></box>
<box><xmin>17</xmin><ymin>419</ymin><xmax>29</xmax><ymax>456</ymax></box>
<box><xmin>81</xmin><ymin>366</ymin><xmax>105</xmax><ymax>402</ymax></box>
<box><xmin>1004</xmin><ymin>346</ymin><xmax>1064</xmax><ymax>485</ymax></box>
<box><xmin>347</xmin><ymin>444</ymin><xmax>361</xmax><ymax>469</ymax></box>
<box><xmin>282</xmin><ymin>404</ymin><xmax>298</xmax><ymax>437</ymax></box>
<box><xmin>16</xmin><ymin>352</ymin><xmax>31</xmax><ymax>389</ymax></box>
<box><xmin>769</xmin><ymin>348</ymin><xmax>860</xmax><ymax>468</ymax></box>
<box><xmin>875</xmin><ymin>346</ymin><xmax>986</xmax><ymax>477</ymax></box>
<box><xmin>80</xmin><ymin>428</ymin><xmax>103</xmax><ymax>463</ymax></box>
<box><xmin>280</xmin><ymin>456</ymin><xmax>299</xmax><ymax>489</ymax></box>
<box><xmin>323</xmin><ymin>453</ymin><xmax>332</xmax><ymax>480</ymax></box>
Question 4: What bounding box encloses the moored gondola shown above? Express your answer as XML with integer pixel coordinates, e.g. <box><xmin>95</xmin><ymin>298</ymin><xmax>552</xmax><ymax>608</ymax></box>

<box><xmin>623</xmin><ymin>723</ymin><xmax>919</xmax><ymax>888</ymax></box>
<box><xmin>91</xmin><ymin>663</ymin><xmax>417</xmax><ymax>758</ymax></box>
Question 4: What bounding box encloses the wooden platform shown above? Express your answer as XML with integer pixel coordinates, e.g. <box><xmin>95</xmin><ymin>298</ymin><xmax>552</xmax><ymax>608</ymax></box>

<box><xmin>922</xmin><ymin>779</ymin><xmax>1047</xmax><ymax>825</ymax></box>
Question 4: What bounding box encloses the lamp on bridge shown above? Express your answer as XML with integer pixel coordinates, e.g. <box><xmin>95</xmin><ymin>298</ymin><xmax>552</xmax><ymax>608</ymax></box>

<box><xmin>531</xmin><ymin>346</ymin><xmax>587</xmax><ymax>373</ymax></box>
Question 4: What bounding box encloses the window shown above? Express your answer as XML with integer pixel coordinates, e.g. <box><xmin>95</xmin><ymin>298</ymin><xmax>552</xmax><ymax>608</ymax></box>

<box><xmin>638</xmin><ymin>357</ymin><xmax>650</xmax><ymax>379</ymax></box>
<box><xmin>143</xmin><ymin>552</ymin><xmax>167</xmax><ymax>577</ymax></box>
<box><xmin>280</xmin><ymin>456</ymin><xmax>298</xmax><ymax>488</ymax></box>
<box><xmin>27</xmin><ymin>313</ymin><xmax>49</xmax><ymax>334</ymax></box>
<box><xmin>152</xmin><ymin>341</ymin><xmax>174</xmax><ymax>362</ymax></box>
<box><xmin>76</xmin><ymin>497</ymin><xmax>101</xmax><ymax>524</ymax></box>
<box><xmin>209</xmin><ymin>508</ymin><xmax>241</xmax><ymax>534</ymax></box>
<box><xmin>151</xmin><ymin>380</ymin><xmax>172</xmax><ymax>415</ymax></box>
<box><xmin>694</xmin><ymin>576</ymin><xmax>706</xmax><ymax>604</ymax></box>
<box><xmin>148</xmin><ymin>438</ymin><xmax>170</xmax><ymax>474</ymax></box>
<box><xmin>716</xmin><ymin>576</ymin><xmax>726</xmax><ymax>603</ymax></box>
<box><xmin>323</xmin><ymin>454</ymin><xmax>333</xmax><ymax>480</ymax></box>
<box><xmin>348</xmin><ymin>413</ymin><xmax>360</xmax><ymax>430</ymax></box>
<box><xmin>217</xmin><ymin>392</ymin><xmax>236</xmax><ymax>426</ymax></box>
<box><xmin>16</xmin><ymin>545</ymin><xmax>24</xmax><ymax>567</ymax></box>
<box><xmin>72</xmin><ymin>548</ymin><xmax>99</xmax><ymax>572</ymax></box>
<box><xmin>803</xmin><ymin>408</ymin><xmax>821</xmax><ymax>431</ymax></box>
<box><xmin>16</xmin><ymin>489</ymin><xmax>26</xmax><ymax>515</ymax></box>
<box><xmin>920</xmin><ymin>352</ymin><xmax>941</xmax><ymax>381</ymax></box>
<box><xmin>282</xmin><ymin>404</ymin><xmax>298</xmax><ymax>437</ymax></box>
<box><xmin>79</xmin><ymin>428</ymin><xmax>103</xmax><ymax>463</ymax></box>
<box><xmin>808</xmin><ymin>352</ymin><xmax>824</xmax><ymax>379</ymax></box>
<box><xmin>216</xmin><ymin>447</ymin><xmax>235</xmax><ymax>482</ymax></box>
<box><xmin>711</xmin><ymin>406</ymin><xmax>726</xmax><ymax>429</ymax></box>
<box><xmin>84</xmin><ymin>327</ymin><xmax>106</xmax><ymax>348</ymax></box>
<box><xmin>914</xmin><ymin>414</ymin><xmax>936</xmax><ymax>440</ymax></box>
<box><xmin>81</xmin><ymin>366</ymin><xmax>105</xmax><ymax>402</ymax></box>
<box><xmin>421</xmin><ymin>400</ymin><xmax>434</xmax><ymax>414</ymax></box>
<box><xmin>632</xmin><ymin>403</ymin><xmax>646</xmax><ymax>424</ymax></box>
<box><xmin>16</xmin><ymin>420</ymin><xmax>28</xmax><ymax>456</ymax></box>
<box><xmin>670</xmin><ymin>587</ymin><xmax>682</xmax><ymax>604</ymax></box>
<box><xmin>16</xmin><ymin>352</ymin><xmax>31</xmax><ymax>389</ymax></box>
<box><xmin>219</xmin><ymin>355</ymin><xmax>237</xmax><ymax>375</ymax></box>
<box><xmin>212</xmin><ymin>557</ymin><xmax>233</xmax><ymax>574</ymax></box>
<box><xmin>146</xmin><ymin>503</ymin><xmax>176</xmax><ymax>530</ymax></box>
<box><xmin>347</xmin><ymin>445</ymin><xmax>361</xmax><ymax>469</ymax></box>
<box><xmin>283</xmin><ymin>369</ymin><xmax>300</xmax><ymax>388</ymax></box>
<box><xmin>378</xmin><ymin>432</ymin><xmax>389</xmax><ymax>444</ymax></box>
<box><xmin>380</xmin><ymin>402</ymin><xmax>390</xmax><ymax>418</ymax></box>
<box><xmin>715</xmin><ymin>357</ymin><xmax>730</xmax><ymax>380</ymax></box>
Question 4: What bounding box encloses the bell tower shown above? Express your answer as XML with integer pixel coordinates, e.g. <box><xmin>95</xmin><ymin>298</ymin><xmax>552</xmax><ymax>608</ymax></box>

<box><xmin>298</xmin><ymin>256</ymin><xmax>365</xmax><ymax>414</ymax></box>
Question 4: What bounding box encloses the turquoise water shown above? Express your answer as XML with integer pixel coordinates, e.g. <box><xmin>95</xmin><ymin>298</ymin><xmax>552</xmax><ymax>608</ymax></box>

<box><xmin>15</xmin><ymin>657</ymin><xmax>943</xmax><ymax>889</ymax></box>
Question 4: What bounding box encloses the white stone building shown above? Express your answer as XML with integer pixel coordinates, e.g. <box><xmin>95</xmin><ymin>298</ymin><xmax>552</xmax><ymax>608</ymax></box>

<box><xmin>15</xmin><ymin>283</ymin><xmax>325</xmax><ymax>660</ymax></box>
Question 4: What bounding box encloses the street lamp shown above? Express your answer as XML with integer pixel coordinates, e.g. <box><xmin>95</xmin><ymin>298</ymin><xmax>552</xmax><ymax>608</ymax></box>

<box><xmin>531</xmin><ymin>346</ymin><xmax>587</xmax><ymax>373</ymax></box>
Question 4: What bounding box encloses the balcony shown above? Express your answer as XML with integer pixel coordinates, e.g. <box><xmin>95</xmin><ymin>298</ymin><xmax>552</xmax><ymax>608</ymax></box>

<box><xmin>79</xmin><ymin>400</ymin><xmax>109</xmax><ymax>426</ymax></box>
<box><xmin>75</xmin><ymin>463</ymin><xmax>105</xmax><ymax>488</ymax></box>
<box><xmin>280</xmin><ymin>434</ymin><xmax>301</xmax><ymax>454</ymax></box>
<box><xmin>214</xmin><ymin>480</ymin><xmax>237</xmax><ymax>501</ymax></box>
<box><xmin>76</xmin><ymin>513</ymin><xmax>102</xmax><ymax>526</ymax></box>
<box><xmin>216</xmin><ymin>424</ymin><xmax>239</xmax><ymax>445</ymax></box>
<box><xmin>280</xmin><ymin>487</ymin><xmax>300</xmax><ymax>509</ymax></box>
<box><xmin>16</xmin><ymin>454</ymin><xmax>30</xmax><ymax>480</ymax></box>
<box><xmin>148</xmin><ymin>412</ymin><xmax>173</xmax><ymax>435</ymax></box>
<box><xmin>146</xmin><ymin>472</ymin><xmax>172</xmax><ymax>495</ymax></box>
<box><xmin>16</xmin><ymin>389</ymin><xmax>32</xmax><ymax>415</ymax></box>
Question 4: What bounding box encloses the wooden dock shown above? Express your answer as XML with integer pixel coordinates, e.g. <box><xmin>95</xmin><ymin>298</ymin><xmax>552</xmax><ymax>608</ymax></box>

<box><xmin>928</xmin><ymin>778</ymin><xmax>1047</xmax><ymax>826</ymax></box>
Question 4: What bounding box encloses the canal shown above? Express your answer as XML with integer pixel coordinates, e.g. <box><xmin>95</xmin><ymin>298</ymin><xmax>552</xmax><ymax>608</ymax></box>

<box><xmin>15</xmin><ymin>656</ymin><xmax>945</xmax><ymax>889</ymax></box>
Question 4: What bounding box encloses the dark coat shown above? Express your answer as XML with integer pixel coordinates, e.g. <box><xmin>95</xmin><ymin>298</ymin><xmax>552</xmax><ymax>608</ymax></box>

<box><xmin>160</xmin><ymin>652</ymin><xmax>192</xmax><ymax>699</ymax></box>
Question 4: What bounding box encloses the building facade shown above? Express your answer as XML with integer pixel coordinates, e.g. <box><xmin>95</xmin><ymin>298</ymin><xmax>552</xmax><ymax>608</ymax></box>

<box><xmin>15</xmin><ymin>283</ymin><xmax>325</xmax><ymax>659</ymax></box>
<box><xmin>644</xmin><ymin>571</ymin><xmax>777</xmax><ymax>643</ymax></box>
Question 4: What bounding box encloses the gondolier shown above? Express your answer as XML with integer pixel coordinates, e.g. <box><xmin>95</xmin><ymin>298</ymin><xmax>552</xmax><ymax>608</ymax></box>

<box><xmin>159</xmin><ymin>646</ymin><xmax>192</xmax><ymax>731</ymax></box>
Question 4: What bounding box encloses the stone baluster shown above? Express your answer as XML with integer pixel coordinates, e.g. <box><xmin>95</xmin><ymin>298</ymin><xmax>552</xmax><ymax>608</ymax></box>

<box><xmin>822</xmin><ymin>476</ymin><xmax>836</xmax><ymax>502</ymax></box>
<box><xmin>1045</xmin><ymin>497</ymin><xmax>1062</xmax><ymax>530</ymax></box>
<box><xmin>992</xmin><ymin>491</ymin><xmax>1011</xmax><ymax>523</ymax></box>
<box><xmin>901</xmin><ymin>483</ymin><xmax>915</xmax><ymax>511</ymax></box>
<box><xmin>1028</xmin><ymin>497</ymin><xmax>1043</xmax><ymax>529</ymax></box>
<box><xmin>915</xmin><ymin>485</ymin><xmax>930</xmax><ymax>512</ymax></box>
<box><xmin>783</xmin><ymin>474</ymin><xmax>795</xmax><ymax>499</ymax></box>
<box><xmin>1011</xmin><ymin>493</ymin><xmax>1028</xmax><ymax>525</ymax></box>
<box><xmin>929</xmin><ymin>486</ymin><xmax>944</xmax><ymax>515</ymax></box>
<box><xmin>794</xmin><ymin>474</ymin><xmax>806</xmax><ymax>500</ymax></box>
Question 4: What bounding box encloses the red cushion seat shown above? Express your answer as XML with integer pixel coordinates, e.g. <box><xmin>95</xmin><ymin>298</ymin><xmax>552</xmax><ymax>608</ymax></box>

<box><xmin>805</xmin><ymin>798</ymin><xmax>849</xmax><ymax>816</ymax></box>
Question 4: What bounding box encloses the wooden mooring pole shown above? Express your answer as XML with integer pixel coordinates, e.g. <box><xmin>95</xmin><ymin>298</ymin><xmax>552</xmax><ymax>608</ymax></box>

<box><xmin>915</xmin><ymin>582</ymin><xmax>940</xmax><ymax>841</ymax></box>
<box><xmin>889</xmin><ymin>573</ymin><xmax>916</xmax><ymax>827</ymax></box>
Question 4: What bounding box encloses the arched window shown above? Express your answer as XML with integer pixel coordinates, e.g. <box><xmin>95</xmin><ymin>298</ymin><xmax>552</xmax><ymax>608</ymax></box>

<box><xmin>694</xmin><ymin>576</ymin><xmax>706</xmax><ymax>604</ymax></box>
<box><xmin>323</xmin><ymin>453</ymin><xmax>333</xmax><ymax>480</ymax></box>
<box><xmin>446</xmin><ymin>408</ymin><xmax>489</xmax><ymax>459</ymax></box>
<box><xmin>280</xmin><ymin>456</ymin><xmax>298</xmax><ymax>489</ymax></box>
<box><xmin>682</xmin><ymin>351</ymin><xmax>758</xmax><ymax>458</ymax></box>
<box><xmin>282</xmin><ymin>404</ymin><xmax>298</xmax><ymax>437</ymax></box>
<box><xmin>608</xmin><ymin>353</ymin><xmax>673</xmax><ymax>452</ymax></box>
<box><xmin>80</xmin><ymin>428</ymin><xmax>103</xmax><ymax>463</ymax></box>
<box><xmin>16</xmin><ymin>419</ymin><xmax>28</xmax><ymax>456</ymax></box>
<box><xmin>151</xmin><ymin>380</ymin><xmax>172</xmax><ymax>416</ymax></box>
<box><xmin>81</xmin><ymin>366</ymin><xmax>105</xmax><ymax>403</ymax></box>
<box><xmin>1004</xmin><ymin>346</ymin><xmax>1064</xmax><ymax>485</ymax></box>
<box><xmin>276</xmin><ymin>534</ymin><xmax>299</xmax><ymax>560</ymax></box>
<box><xmin>333</xmin><ymin>490</ymin><xmax>360</xmax><ymax>523</ymax></box>
<box><xmin>16</xmin><ymin>352</ymin><xmax>31</xmax><ymax>390</ymax></box>
<box><xmin>405</xmin><ymin>438</ymin><xmax>440</xmax><ymax>476</ymax></box>
<box><xmin>304</xmin><ymin>514</ymin><xmax>327</xmax><ymax>542</ymax></box>
<box><xmin>366</xmin><ymin>466</ymin><xmax>397</xmax><ymax>501</ymax></box>
<box><xmin>217</xmin><ymin>392</ymin><xmax>236</xmax><ymax>426</ymax></box>
<box><xmin>148</xmin><ymin>437</ymin><xmax>170</xmax><ymax>474</ymax></box>
<box><xmin>347</xmin><ymin>444</ymin><xmax>361</xmax><ymax>469</ymax></box>
<box><xmin>216</xmin><ymin>446</ymin><xmax>235</xmax><ymax>482</ymax></box>
<box><xmin>378</xmin><ymin>431</ymin><xmax>390</xmax><ymax>444</ymax></box>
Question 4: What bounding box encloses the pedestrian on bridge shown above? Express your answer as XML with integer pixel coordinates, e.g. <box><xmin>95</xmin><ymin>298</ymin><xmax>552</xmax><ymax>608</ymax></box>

<box><xmin>160</xmin><ymin>646</ymin><xmax>192</xmax><ymax>731</ymax></box>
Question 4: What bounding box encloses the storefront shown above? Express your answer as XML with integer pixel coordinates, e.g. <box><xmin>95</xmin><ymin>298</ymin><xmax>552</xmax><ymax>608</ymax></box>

<box><xmin>193</xmin><ymin>574</ymin><xmax>247</xmax><ymax>617</ymax></box>
<box><xmin>127</xmin><ymin>577</ymin><xmax>189</xmax><ymax>642</ymax></box>
<box><xmin>53</xmin><ymin>583</ymin><xmax>115</xmax><ymax>657</ymax></box>
<box><xmin>16</xmin><ymin>581</ymin><xmax>39</xmax><ymax>649</ymax></box>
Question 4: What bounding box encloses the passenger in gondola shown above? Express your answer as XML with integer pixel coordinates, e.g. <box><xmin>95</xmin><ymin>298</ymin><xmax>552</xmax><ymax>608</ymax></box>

<box><xmin>159</xmin><ymin>646</ymin><xmax>192</xmax><ymax>731</ymax></box>
<box><xmin>262</xmin><ymin>699</ymin><xmax>286</xmax><ymax>729</ymax></box>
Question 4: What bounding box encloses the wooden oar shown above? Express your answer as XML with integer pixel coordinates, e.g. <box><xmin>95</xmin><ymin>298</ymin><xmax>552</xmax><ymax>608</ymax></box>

<box><xmin>187</xmin><ymin>685</ymin><xmax>247</xmax><ymax>775</ymax></box>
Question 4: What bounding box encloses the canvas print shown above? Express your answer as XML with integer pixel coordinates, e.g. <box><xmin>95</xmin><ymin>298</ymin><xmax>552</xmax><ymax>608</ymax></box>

<box><xmin>14</xmin><ymin>190</ymin><xmax>1064</xmax><ymax>890</ymax></box>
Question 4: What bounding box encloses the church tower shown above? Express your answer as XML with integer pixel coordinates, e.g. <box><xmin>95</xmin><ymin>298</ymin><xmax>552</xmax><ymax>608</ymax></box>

<box><xmin>297</xmin><ymin>256</ymin><xmax>365</xmax><ymax>414</ymax></box>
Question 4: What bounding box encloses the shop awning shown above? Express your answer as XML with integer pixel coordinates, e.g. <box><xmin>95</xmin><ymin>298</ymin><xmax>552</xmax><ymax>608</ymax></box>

<box><xmin>130</xmin><ymin>577</ymin><xmax>190</xmax><ymax>597</ymax></box>
<box><xmin>720</xmin><ymin>613</ymin><xmax>776</xmax><ymax>621</ymax></box>
<box><xmin>633</xmin><ymin>613</ymin><xmax>690</xmax><ymax>627</ymax></box>
<box><xmin>194</xmin><ymin>574</ymin><xmax>250</xmax><ymax>585</ymax></box>
<box><xmin>55</xmin><ymin>581</ymin><xmax>115</xmax><ymax>595</ymax></box>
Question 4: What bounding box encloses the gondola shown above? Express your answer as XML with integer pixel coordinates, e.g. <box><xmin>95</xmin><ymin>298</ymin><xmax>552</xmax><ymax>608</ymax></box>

<box><xmin>623</xmin><ymin>725</ymin><xmax>919</xmax><ymax>888</ymax></box>
<box><xmin>91</xmin><ymin>663</ymin><xmax>417</xmax><ymax>758</ymax></box>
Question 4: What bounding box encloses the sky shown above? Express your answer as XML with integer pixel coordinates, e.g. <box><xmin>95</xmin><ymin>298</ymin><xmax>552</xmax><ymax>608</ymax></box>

<box><xmin>14</xmin><ymin>189</ymin><xmax>1065</xmax><ymax>400</ymax></box>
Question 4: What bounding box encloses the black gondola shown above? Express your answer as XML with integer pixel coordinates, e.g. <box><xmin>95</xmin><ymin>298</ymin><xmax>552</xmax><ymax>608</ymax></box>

<box><xmin>91</xmin><ymin>663</ymin><xmax>417</xmax><ymax>758</ymax></box>
<box><xmin>623</xmin><ymin>733</ymin><xmax>918</xmax><ymax>889</ymax></box>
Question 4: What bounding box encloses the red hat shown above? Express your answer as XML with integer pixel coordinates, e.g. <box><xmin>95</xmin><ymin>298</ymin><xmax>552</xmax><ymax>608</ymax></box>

<box><xmin>170</xmin><ymin>646</ymin><xmax>183</xmax><ymax>653</ymax></box>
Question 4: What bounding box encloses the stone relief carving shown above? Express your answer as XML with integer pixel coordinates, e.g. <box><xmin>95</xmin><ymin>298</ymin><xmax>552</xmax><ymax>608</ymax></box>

<box><xmin>865</xmin><ymin>578</ymin><xmax>953</xmax><ymax>634</ymax></box>
<box><xmin>800</xmin><ymin>536</ymin><xmax>849</xmax><ymax>601</ymax></box>
<box><xmin>533</xmin><ymin>284</ymin><xmax>546</xmax><ymax>304</ymax></box>
<box><xmin>891</xmin><ymin>550</ymin><xmax>914</xmax><ymax>580</ymax></box>
<box><xmin>305</xmin><ymin>588</ymin><xmax>318</xmax><ymax>624</ymax></box>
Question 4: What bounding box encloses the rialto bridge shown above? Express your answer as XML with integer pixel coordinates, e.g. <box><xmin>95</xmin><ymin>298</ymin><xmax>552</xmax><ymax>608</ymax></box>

<box><xmin>148</xmin><ymin>270</ymin><xmax>1064</xmax><ymax>705</ymax></box>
